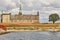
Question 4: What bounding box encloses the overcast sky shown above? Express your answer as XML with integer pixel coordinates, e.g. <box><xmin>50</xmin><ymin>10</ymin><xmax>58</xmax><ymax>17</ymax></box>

<box><xmin>0</xmin><ymin>0</ymin><xmax>60</xmax><ymax>23</ymax></box>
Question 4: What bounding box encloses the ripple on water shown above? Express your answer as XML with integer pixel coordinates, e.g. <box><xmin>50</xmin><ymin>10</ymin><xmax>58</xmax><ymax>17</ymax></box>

<box><xmin>0</xmin><ymin>31</ymin><xmax>60</xmax><ymax>40</ymax></box>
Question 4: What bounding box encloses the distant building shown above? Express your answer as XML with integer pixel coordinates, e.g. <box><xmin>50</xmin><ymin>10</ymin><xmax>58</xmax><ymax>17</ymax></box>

<box><xmin>1</xmin><ymin>3</ymin><xmax>39</xmax><ymax>23</ymax></box>
<box><xmin>1</xmin><ymin>13</ymin><xmax>11</xmax><ymax>23</ymax></box>
<box><xmin>1</xmin><ymin>12</ymin><xmax>39</xmax><ymax>23</ymax></box>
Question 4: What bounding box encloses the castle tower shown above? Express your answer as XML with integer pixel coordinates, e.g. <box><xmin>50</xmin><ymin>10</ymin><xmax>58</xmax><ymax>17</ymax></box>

<box><xmin>19</xmin><ymin>0</ymin><xmax>22</xmax><ymax>15</ymax></box>
<box><xmin>37</xmin><ymin>11</ymin><xmax>39</xmax><ymax>16</ymax></box>
<box><xmin>37</xmin><ymin>11</ymin><xmax>39</xmax><ymax>23</ymax></box>
<box><xmin>1</xmin><ymin>13</ymin><xmax>11</xmax><ymax>23</ymax></box>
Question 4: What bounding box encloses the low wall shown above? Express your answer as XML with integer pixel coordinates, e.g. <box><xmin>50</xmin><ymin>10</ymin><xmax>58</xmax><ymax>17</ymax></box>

<box><xmin>0</xmin><ymin>23</ymin><xmax>60</xmax><ymax>31</ymax></box>
<box><xmin>1</xmin><ymin>23</ymin><xmax>59</xmax><ymax>31</ymax></box>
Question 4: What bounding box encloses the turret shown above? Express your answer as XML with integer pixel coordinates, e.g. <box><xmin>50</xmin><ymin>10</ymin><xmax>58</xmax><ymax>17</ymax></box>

<box><xmin>19</xmin><ymin>0</ymin><xmax>22</xmax><ymax>15</ymax></box>
<box><xmin>37</xmin><ymin>11</ymin><xmax>39</xmax><ymax>16</ymax></box>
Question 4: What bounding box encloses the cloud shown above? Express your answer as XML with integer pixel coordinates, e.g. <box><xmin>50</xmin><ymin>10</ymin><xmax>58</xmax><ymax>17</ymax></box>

<box><xmin>0</xmin><ymin>0</ymin><xmax>60</xmax><ymax>23</ymax></box>
<box><xmin>9</xmin><ymin>8</ymin><xmax>19</xmax><ymax>14</ymax></box>
<box><xmin>0</xmin><ymin>0</ymin><xmax>17</xmax><ymax>12</ymax></box>
<box><xmin>0</xmin><ymin>0</ymin><xmax>60</xmax><ymax>12</ymax></box>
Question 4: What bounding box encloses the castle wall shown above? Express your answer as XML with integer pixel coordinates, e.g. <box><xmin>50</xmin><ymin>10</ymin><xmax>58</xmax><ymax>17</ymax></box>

<box><xmin>1</xmin><ymin>12</ymin><xmax>39</xmax><ymax>23</ymax></box>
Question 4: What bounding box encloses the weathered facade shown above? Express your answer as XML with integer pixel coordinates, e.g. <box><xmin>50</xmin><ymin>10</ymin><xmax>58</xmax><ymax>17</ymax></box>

<box><xmin>1</xmin><ymin>13</ymin><xmax>11</xmax><ymax>23</ymax></box>
<box><xmin>1</xmin><ymin>12</ymin><xmax>39</xmax><ymax>23</ymax></box>
<box><xmin>11</xmin><ymin>11</ymin><xmax>39</xmax><ymax>23</ymax></box>
<box><xmin>1</xmin><ymin>3</ymin><xmax>39</xmax><ymax>23</ymax></box>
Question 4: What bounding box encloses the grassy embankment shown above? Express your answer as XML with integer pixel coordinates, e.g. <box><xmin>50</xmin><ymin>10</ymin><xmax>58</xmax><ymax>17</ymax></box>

<box><xmin>0</xmin><ymin>23</ymin><xmax>60</xmax><ymax>31</ymax></box>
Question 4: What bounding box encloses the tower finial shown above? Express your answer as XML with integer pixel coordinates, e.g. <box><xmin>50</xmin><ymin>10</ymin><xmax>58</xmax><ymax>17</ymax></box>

<box><xmin>19</xmin><ymin>0</ymin><xmax>22</xmax><ymax>15</ymax></box>
<box><xmin>37</xmin><ymin>11</ymin><xmax>39</xmax><ymax>16</ymax></box>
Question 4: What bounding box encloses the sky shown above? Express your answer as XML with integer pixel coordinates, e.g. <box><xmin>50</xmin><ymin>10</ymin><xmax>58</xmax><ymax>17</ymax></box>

<box><xmin>0</xmin><ymin>0</ymin><xmax>60</xmax><ymax>23</ymax></box>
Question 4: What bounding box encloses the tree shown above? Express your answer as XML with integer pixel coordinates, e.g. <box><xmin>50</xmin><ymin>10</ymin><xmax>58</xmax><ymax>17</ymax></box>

<box><xmin>49</xmin><ymin>13</ymin><xmax>59</xmax><ymax>24</ymax></box>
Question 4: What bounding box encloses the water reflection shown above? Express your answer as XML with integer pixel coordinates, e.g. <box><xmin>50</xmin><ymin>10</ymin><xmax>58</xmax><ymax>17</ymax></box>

<box><xmin>0</xmin><ymin>31</ymin><xmax>60</xmax><ymax>40</ymax></box>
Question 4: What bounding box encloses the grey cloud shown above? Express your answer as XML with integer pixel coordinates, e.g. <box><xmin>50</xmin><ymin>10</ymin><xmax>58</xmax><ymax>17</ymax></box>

<box><xmin>21</xmin><ymin>0</ymin><xmax>60</xmax><ymax>11</ymax></box>
<box><xmin>0</xmin><ymin>0</ymin><xmax>17</xmax><ymax>12</ymax></box>
<box><xmin>0</xmin><ymin>0</ymin><xmax>60</xmax><ymax>12</ymax></box>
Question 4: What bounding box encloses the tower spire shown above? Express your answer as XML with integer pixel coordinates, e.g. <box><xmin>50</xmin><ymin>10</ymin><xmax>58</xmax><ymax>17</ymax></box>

<box><xmin>19</xmin><ymin>0</ymin><xmax>22</xmax><ymax>15</ymax></box>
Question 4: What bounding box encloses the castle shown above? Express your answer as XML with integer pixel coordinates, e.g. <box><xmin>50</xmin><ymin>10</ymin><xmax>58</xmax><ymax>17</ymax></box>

<box><xmin>1</xmin><ymin>4</ymin><xmax>39</xmax><ymax>23</ymax></box>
